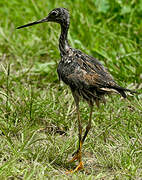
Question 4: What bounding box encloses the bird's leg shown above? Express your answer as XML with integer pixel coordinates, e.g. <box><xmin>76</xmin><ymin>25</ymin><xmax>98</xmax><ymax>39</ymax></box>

<box><xmin>82</xmin><ymin>103</ymin><xmax>93</xmax><ymax>143</ymax></box>
<box><xmin>68</xmin><ymin>103</ymin><xmax>84</xmax><ymax>172</ymax></box>
<box><xmin>67</xmin><ymin>91</ymin><xmax>84</xmax><ymax>172</ymax></box>
<box><xmin>67</xmin><ymin>102</ymin><xmax>93</xmax><ymax>173</ymax></box>
<box><xmin>69</xmin><ymin>102</ymin><xmax>83</xmax><ymax>162</ymax></box>
<box><xmin>72</xmin><ymin>102</ymin><xmax>93</xmax><ymax>157</ymax></box>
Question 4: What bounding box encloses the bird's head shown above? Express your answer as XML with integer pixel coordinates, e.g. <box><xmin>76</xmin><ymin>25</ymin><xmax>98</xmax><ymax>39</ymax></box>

<box><xmin>47</xmin><ymin>8</ymin><xmax>69</xmax><ymax>24</ymax></box>
<box><xmin>17</xmin><ymin>8</ymin><xmax>70</xmax><ymax>29</ymax></box>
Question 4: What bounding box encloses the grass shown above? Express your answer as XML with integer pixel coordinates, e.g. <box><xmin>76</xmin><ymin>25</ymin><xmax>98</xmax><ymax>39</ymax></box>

<box><xmin>0</xmin><ymin>0</ymin><xmax>142</xmax><ymax>179</ymax></box>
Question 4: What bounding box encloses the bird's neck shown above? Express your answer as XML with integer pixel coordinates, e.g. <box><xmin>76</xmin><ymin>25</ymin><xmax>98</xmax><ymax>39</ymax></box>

<box><xmin>59</xmin><ymin>22</ymin><xmax>70</xmax><ymax>57</ymax></box>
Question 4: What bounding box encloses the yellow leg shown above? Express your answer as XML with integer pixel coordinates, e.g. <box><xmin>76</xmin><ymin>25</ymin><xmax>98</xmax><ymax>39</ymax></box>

<box><xmin>66</xmin><ymin>141</ymin><xmax>84</xmax><ymax>174</ymax></box>
<box><xmin>82</xmin><ymin>103</ymin><xmax>93</xmax><ymax>143</ymax></box>
<box><xmin>72</xmin><ymin>141</ymin><xmax>84</xmax><ymax>171</ymax></box>
<box><xmin>69</xmin><ymin>140</ymin><xmax>83</xmax><ymax>163</ymax></box>
<box><xmin>69</xmin><ymin>103</ymin><xmax>93</xmax><ymax>163</ymax></box>
<box><xmin>66</xmin><ymin>92</ymin><xmax>84</xmax><ymax>173</ymax></box>
<box><xmin>66</xmin><ymin>93</ymin><xmax>93</xmax><ymax>173</ymax></box>
<box><xmin>66</xmin><ymin>161</ymin><xmax>84</xmax><ymax>174</ymax></box>
<box><xmin>72</xmin><ymin>161</ymin><xmax>84</xmax><ymax>172</ymax></box>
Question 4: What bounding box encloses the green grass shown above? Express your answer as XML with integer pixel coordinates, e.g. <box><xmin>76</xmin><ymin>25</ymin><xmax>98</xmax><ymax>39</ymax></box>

<box><xmin>0</xmin><ymin>0</ymin><xmax>142</xmax><ymax>179</ymax></box>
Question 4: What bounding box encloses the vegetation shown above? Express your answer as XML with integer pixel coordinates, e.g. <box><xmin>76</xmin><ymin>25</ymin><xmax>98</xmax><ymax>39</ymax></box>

<box><xmin>0</xmin><ymin>0</ymin><xmax>142</xmax><ymax>179</ymax></box>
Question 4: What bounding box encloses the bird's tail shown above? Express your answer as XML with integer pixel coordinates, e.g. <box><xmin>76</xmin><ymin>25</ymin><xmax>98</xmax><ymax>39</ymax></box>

<box><xmin>114</xmin><ymin>86</ymin><xmax>136</xmax><ymax>98</ymax></box>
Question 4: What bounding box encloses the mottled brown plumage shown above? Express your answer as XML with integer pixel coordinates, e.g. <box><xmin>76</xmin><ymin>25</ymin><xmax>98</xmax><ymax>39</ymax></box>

<box><xmin>17</xmin><ymin>8</ymin><xmax>135</xmax><ymax>172</ymax></box>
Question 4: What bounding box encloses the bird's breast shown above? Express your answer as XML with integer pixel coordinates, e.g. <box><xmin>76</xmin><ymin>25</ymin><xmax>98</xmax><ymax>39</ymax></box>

<box><xmin>57</xmin><ymin>58</ymin><xmax>79</xmax><ymax>85</ymax></box>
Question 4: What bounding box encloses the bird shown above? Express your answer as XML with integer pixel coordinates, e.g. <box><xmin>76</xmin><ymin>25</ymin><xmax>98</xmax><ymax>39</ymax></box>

<box><xmin>17</xmin><ymin>8</ymin><xmax>135</xmax><ymax>172</ymax></box>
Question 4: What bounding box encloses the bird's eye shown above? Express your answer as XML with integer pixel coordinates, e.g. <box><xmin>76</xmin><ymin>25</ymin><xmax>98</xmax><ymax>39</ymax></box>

<box><xmin>52</xmin><ymin>11</ymin><xmax>58</xmax><ymax>16</ymax></box>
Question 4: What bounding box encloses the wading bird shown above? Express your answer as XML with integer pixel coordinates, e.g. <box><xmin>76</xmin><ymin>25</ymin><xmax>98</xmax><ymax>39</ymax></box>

<box><xmin>17</xmin><ymin>8</ymin><xmax>135</xmax><ymax>172</ymax></box>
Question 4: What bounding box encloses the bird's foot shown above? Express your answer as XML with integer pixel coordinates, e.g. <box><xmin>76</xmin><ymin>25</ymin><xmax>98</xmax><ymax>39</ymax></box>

<box><xmin>66</xmin><ymin>161</ymin><xmax>84</xmax><ymax>174</ymax></box>
<box><xmin>68</xmin><ymin>150</ymin><xmax>81</xmax><ymax>163</ymax></box>
<box><xmin>73</xmin><ymin>161</ymin><xmax>84</xmax><ymax>172</ymax></box>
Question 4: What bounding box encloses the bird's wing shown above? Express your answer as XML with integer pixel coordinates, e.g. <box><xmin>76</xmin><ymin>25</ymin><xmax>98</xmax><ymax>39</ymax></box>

<box><xmin>67</xmin><ymin>52</ymin><xmax>117</xmax><ymax>90</ymax></box>
<box><xmin>67</xmin><ymin>50</ymin><xmax>134</xmax><ymax>98</ymax></box>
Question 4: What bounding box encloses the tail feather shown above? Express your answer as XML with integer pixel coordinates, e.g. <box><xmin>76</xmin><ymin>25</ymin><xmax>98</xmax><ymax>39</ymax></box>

<box><xmin>114</xmin><ymin>86</ymin><xmax>136</xmax><ymax>98</ymax></box>
<box><xmin>117</xmin><ymin>89</ymin><xmax>127</xmax><ymax>98</ymax></box>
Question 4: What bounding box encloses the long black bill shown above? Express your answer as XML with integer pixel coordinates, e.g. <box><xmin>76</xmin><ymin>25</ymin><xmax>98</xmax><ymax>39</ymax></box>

<box><xmin>17</xmin><ymin>17</ymin><xmax>48</xmax><ymax>29</ymax></box>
